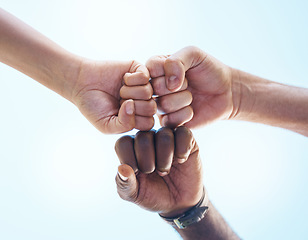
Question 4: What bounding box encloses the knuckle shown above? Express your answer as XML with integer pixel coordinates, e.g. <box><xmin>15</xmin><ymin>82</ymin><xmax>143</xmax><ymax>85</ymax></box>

<box><xmin>146</xmin><ymin>55</ymin><xmax>163</xmax><ymax>65</ymax></box>
<box><xmin>146</xmin><ymin>55</ymin><xmax>158</xmax><ymax>65</ymax></box>
<box><xmin>165</xmin><ymin>56</ymin><xmax>181</xmax><ymax>65</ymax></box>
<box><xmin>176</xmin><ymin>125</ymin><xmax>193</xmax><ymax>138</ymax></box>
<box><xmin>119</xmin><ymin>85</ymin><xmax>127</xmax><ymax>97</ymax></box>
<box><xmin>141</xmin><ymin>118</ymin><xmax>155</xmax><ymax>131</ymax></box>
<box><xmin>115</xmin><ymin>135</ymin><xmax>133</xmax><ymax>153</ymax></box>
<box><xmin>144</xmin><ymin>83</ymin><xmax>154</xmax><ymax>99</ymax></box>
<box><xmin>180</xmin><ymin>90</ymin><xmax>193</xmax><ymax>105</ymax></box>
<box><xmin>135</xmin><ymin>117</ymin><xmax>155</xmax><ymax>131</ymax></box>
<box><xmin>166</xmin><ymin>114</ymin><xmax>180</xmax><ymax>127</ymax></box>
<box><xmin>188</xmin><ymin>106</ymin><xmax>194</xmax><ymax>117</ymax></box>
<box><xmin>186</xmin><ymin>89</ymin><xmax>193</xmax><ymax>98</ymax></box>
<box><xmin>184</xmin><ymin>107</ymin><xmax>194</xmax><ymax>123</ymax></box>
<box><xmin>156</xmin><ymin>128</ymin><xmax>174</xmax><ymax>143</ymax></box>
<box><xmin>141</xmin><ymin>72</ymin><xmax>150</xmax><ymax>84</ymax></box>
<box><xmin>123</xmin><ymin>72</ymin><xmax>131</xmax><ymax>81</ymax></box>
<box><xmin>185</xmin><ymin>45</ymin><xmax>199</xmax><ymax>53</ymax></box>
<box><xmin>147</xmin><ymin>67</ymin><xmax>158</xmax><ymax>77</ymax></box>
<box><xmin>186</xmin><ymin>91</ymin><xmax>193</xmax><ymax>104</ymax></box>
<box><xmin>146</xmin><ymin>56</ymin><xmax>164</xmax><ymax>77</ymax></box>
<box><xmin>151</xmin><ymin>78</ymin><xmax>165</xmax><ymax>95</ymax></box>
<box><xmin>139</xmin><ymin>99</ymin><xmax>157</xmax><ymax>116</ymax></box>
<box><xmin>149</xmin><ymin>118</ymin><xmax>155</xmax><ymax>130</ymax></box>
<box><xmin>175</xmin><ymin>146</ymin><xmax>192</xmax><ymax>159</ymax></box>
<box><xmin>158</xmin><ymin>97</ymin><xmax>172</xmax><ymax>112</ymax></box>
<box><xmin>180</xmin><ymin>106</ymin><xmax>194</xmax><ymax>124</ymax></box>
<box><xmin>160</xmin><ymin>134</ymin><xmax>172</xmax><ymax>144</ymax></box>
<box><xmin>130</xmin><ymin>60</ymin><xmax>140</xmax><ymax>72</ymax></box>
<box><xmin>135</xmin><ymin>131</ymin><xmax>152</xmax><ymax>145</ymax></box>
<box><xmin>148</xmin><ymin>99</ymin><xmax>157</xmax><ymax>115</ymax></box>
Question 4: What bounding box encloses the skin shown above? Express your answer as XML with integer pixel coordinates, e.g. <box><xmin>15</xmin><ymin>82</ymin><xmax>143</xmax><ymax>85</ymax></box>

<box><xmin>146</xmin><ymin>46</ymin><xmax>308</xmax><ymax>136</ymax></box>
<box><xmin>115</xmin><ymin>127</ymin><xmax>240</xmax><ymax>240</ymax></box>
<box><xmin>146</xmin><ymin>46</ymin><xmax>232</xmax><ymax>129</ymax></box>
<box><xmin>0</xmin><ymin>8</ymin><xmax>156</xmax><ymax>134</ymax></box>
<box><xmin>231</xmin><ymin>69</ymin><xmax>308</xmax><ymax>136</ymax></box>
<box><xmin>115</xmin><ymin>127</ymin><xmax>203</xmax><ymax>216</ymax></box>
<box><xmin>73</xmin><ymin>60</ymin><xmax>156</xmax><ymax>133</ymax></box>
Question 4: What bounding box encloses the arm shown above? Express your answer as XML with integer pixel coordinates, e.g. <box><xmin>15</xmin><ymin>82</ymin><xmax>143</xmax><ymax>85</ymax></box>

<box><xmin>0</xmin><ymin>8</ymin><xmax>78</xmax><ymax>100</ymax></box>
<box><xmin>115</xmin><ymin>127</ymin><xmax>240</xmax><ymax>240</ymax></box>
<box><xmin>175</xmin><ymin>201</ymin><xmax>239</xmax><ymax>240</ymax></box>
<box><xmin>231</xmin><ymin>69</ymin><xmax>308</xmax><ymax>136</ymax></box>
<box><xmin>146</xmin><ymin>46</ymin><xmax>308</xmax><ymax>137</ymax></box>
<box><xmin>0</xmin><ymin>8</ymin><xmax>155</xmax><ymax>133</ymax></box>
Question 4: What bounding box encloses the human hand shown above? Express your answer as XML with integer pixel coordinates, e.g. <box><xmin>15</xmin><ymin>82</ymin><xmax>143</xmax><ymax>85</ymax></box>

<box><xmin>71</xmin><ymin>59</ymin><xmax>156</xmax><ymax>134</ymax></box>
<box><xmin>146</xmin><ymin>46</ymin><xmax>234</xmax><ymax>129</ymax></box>
<box><xmin>115</xmin><ymin>126</ymin><xmax>203</xmax><ymax>217</ymax></box>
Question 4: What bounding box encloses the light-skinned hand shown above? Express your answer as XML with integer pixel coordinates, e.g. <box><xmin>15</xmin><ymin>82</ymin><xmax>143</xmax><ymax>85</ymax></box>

<box><xmin>146</xmin><ymin>46</ymin><xmax>233</xmax><ymax>129</ymax></box>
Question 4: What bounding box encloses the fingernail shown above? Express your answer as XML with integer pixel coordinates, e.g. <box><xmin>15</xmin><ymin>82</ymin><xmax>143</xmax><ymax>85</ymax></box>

<box><xmin>177</xmin><ymin>158</ymin><xmax>186</xmax><ymax>164</ymax></box>
<box><xmin>168</xmin><ymin>75</ymin><xmax>179</xmax><ymax>90</ymax></box>
<box><xmin>162</xmin><ymin>115</ymin><xmax>168</xmax><ymax>126</ymax></box>
<box><xmin>118</xmin><ymin>172</ymin><xmax>128</xmax><ymax>181</ymax></box>
<box><xmin>125</xmin><ymin>100</ymin><xmax>134</xmax><ymax>115</ymax></box>
<box><xmin>157</xmin><ymin>171</ymin><xmax>169</xmax><ymax>177</ymax></box>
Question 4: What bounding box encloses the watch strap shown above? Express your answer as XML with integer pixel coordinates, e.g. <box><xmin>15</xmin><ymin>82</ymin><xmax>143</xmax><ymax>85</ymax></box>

<box><xmin>159</xmin><ymin>187</ymin><xmax>209</xmax><ymax>229</ymax></box>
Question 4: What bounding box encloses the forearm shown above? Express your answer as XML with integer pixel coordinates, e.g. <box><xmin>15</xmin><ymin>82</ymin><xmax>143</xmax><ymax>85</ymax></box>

<box><xmin>0</xmin><ymin>8</ymin><xmax>81</xmax><ymax>101</ymax></box>
<box><xmin>231</xmin><ymin>68</ymin><xmax>308</xmax><ymax>136</ymax></box>
<box><xmin>172</xmin><ymin>201</ymin><xmax>239</xmax><ymax>240</ymax></box>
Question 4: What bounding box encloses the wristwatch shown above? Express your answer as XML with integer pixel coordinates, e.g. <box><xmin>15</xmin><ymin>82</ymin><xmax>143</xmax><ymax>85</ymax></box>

<box><xmin>159</xmin><ymin>188</ymin><xmax>209</xmax><ymax>229</ymax></box>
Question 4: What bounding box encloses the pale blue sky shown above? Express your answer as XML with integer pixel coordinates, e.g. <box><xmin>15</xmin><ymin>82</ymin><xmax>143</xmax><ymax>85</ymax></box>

<box><xmin>0</xmin><ymin>0</ymin><xmax>308</xmax><ymax>239</ymax></box>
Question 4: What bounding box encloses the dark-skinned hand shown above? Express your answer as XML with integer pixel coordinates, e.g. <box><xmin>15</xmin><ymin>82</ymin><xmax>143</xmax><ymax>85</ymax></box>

<box><xmin>115</xmin><ymin>126</ymin><xmax>204</xmax><ymax>217</ymax></box>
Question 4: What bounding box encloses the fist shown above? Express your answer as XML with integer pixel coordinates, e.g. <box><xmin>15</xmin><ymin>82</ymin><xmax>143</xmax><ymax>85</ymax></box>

<box><xmin>115</xmin><ymin>126</ymin><xmax>204</xmax><ymax>217</ymax></box>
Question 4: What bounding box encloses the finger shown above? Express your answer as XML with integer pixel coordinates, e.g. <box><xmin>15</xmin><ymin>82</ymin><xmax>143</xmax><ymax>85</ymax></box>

<box><xmin>151</xmin><ymin>76</ymin><xmax>188</xmax><ymax>96</ymax></box>
<box><xmin>121</xmin><ymin>99</ymin><xmax>157</xmax><ymax>117</ymax></box>
<box><xmin>118</xmin><ymin>99</ymin><xmax>155</xmax><ymax>131</ymax></box>
<box><xmin>154</xmin><ymin>127</ymin><xmax>174</xmax><ymax>176</ymax></box>
<box><xmin>145</xmin><ymin>55</ymin><xmax>168</xmax><ymax>78</ymax></box>
<box><xmin>134</xmin><ymin>99</ymin><xmax>157</xmax><ymax>116</ymax></box>
<box><xmin>156</xmin><ymin>90</ymin><xmax>192</xmax><ymax>114</ymax></box>
<box><xmin>134</xmin><ymin>130</ymin><xmax>155</xmax><ymax>174</ymax></box>
<box><xmin>120</xmin><ymin>83</ymin><xmax>153</xmax><ymax>100</ymax></box>
<box><xmin>115</xmin><ymin>135</ymin><xmax>138</xmax><ymax>173</ymax></box>
<box><xmin>123</xmin><ymin>71</ymin><xmax>150</xmax><ymax>86</ymax></box>
<box><xmin>102</xmin><ymin>99</ymin><xmax>135</xmax><ymax>134</ymax></box>
<box><xmin>164</xmin><ymin>46</ymin><xmax>206</xmax><ymax>91</ymax></box>
<box><xmin>116</xmin><ymin>164</ymin><xmax>139</xmax><ymax>202</ymax></box>
<box><xmin>129</xmin><ymin>62</ymin><xmax>150</xmax><ymax>77</ymax></box>
<box><xmin>174</xmin><ymin>126</ymin><xmax>195</xmax><ymax>164</ymax></box>
<box><xmin>159</xmin><ymin>106</ymin><xmax>194</xmax><ymax>129</ymax></box>
<box><xmin>135</xmin><ymin>116</ymin><xmax>155</xmax><ymax>131</ymax></box>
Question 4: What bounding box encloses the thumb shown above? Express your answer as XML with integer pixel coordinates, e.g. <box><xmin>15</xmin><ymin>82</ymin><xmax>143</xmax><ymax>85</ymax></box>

<box><xmin>116</xmin><ymin>164</ymin><xmax>139</xmax><ymax>202</ymax></box>
<box><xmin>104</xmin><ymin>99</ymin><xmax>135</xmax><ymax>134</ymax></box>
<box><xmin>164</xmin><ymin>46</ymin><xmax>205</xmax><ymax>92</ymax></box>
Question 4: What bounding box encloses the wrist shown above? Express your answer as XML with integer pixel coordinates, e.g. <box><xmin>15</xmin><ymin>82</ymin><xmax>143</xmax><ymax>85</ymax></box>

<box><xmin>230</xmin><ymin>68</ymin><xmax>276</xmax><ymax>121</ymax></box>
<box><xmin>51</xmin><ymin>52</ymin><xmax>83</xmax><ymax>102</ymax></box>
<box><xmin>159</xmin><ymin>187</ymin><xmax>209</xmax><ymax>229</ymax></box>
<box><xmin>229</xmin><ymin>68</ymin><xmax>256</xmax><ymax>121</ymax></box>
<box><xmin>159</xmin><ymin>186</ymin><xmax>204</xmax><ymax>218</ymax></box>
<box><xmin>176</xmin><ymin>201</ymin><xmax>240</xmax><ymax>240</ymax></box>
<box><xmin>228</xmin><ymin>68</ymin><xmax>243</xmax><ymax>120</ymax></box>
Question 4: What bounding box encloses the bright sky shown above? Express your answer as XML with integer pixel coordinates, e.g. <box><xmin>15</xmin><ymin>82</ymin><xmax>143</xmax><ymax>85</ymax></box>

<box><xmin>1</xmin><ymin>0</ymin><xmax>308</xmax><ymax>239</ymax></box>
